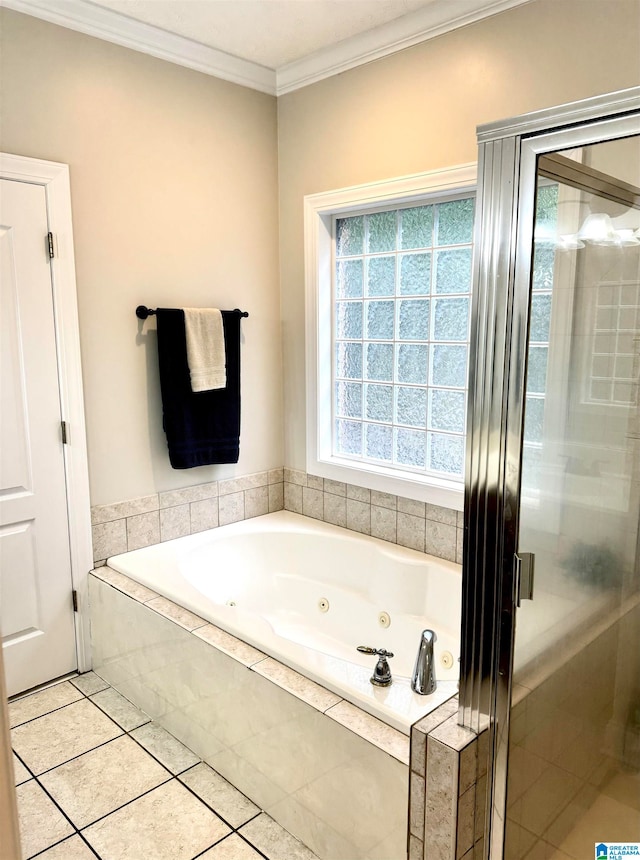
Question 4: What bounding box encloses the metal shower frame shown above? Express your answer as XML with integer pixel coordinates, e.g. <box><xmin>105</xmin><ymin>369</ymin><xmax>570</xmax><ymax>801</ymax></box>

<box><xmin>457</xmin><ymin>86</ymin><xmax>640</xmax><ymax>858</ymax></box>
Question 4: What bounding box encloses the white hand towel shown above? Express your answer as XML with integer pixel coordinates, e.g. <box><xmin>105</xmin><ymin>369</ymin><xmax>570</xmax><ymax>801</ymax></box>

<box><xmin>184</xmin><ymin>308</ymin><xmax>226</xmax><ymax>392</ymax></box>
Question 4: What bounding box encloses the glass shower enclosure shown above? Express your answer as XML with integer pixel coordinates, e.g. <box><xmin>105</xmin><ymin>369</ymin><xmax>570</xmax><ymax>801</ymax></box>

<box><xmin>459</xmin><ymin>88</ymin><xmax>640</xmax><ymax>858</ymax></box>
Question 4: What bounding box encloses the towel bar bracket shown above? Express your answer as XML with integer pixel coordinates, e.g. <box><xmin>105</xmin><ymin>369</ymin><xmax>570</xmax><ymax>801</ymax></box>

<box><xmin>136</xmin><ymin>305</ymin><xmax>155</xmax><ymax>319</ymax></box>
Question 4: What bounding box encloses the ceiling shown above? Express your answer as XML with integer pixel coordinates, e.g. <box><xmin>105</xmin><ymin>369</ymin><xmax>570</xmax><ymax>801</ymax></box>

<box><xmin>87</xmin><ymin>0</ymin><xmax>437</xmax><ymax>69</ymax></box>
<box><xmin>5</xmin><ymin>0</ymin><xmax>533</xmax><ymax>94</ymax></box>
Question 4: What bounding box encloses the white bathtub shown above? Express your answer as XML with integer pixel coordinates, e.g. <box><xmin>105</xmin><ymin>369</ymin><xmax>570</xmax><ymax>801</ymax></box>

<box><xmin>107</xmin><ymin>510</ymin><xmax>461</xmax><ymax>733</ymax></box>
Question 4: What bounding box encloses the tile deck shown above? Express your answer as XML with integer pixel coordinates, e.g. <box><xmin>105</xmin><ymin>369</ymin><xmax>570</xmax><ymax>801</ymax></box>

<box><xmin>11</xmin><ymin>676</ymin><xmax>320</xmax><ymax>860</ymax></box>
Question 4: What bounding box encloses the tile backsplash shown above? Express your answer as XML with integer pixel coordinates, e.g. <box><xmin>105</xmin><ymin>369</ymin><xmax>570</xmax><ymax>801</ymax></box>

<box><xmin>91</xmin><ymin>469</ymin><xmax>284</xmax><ymax>562</ymax></box>
<box><xmin>283</xmin><ymin>468</ymin><xmax>464</xmax><ymax>565</ymax></box>
<box><xmin>91</xmin><ymin>466</ymin><xmax>463</xmax><ymax>567</ymax></box>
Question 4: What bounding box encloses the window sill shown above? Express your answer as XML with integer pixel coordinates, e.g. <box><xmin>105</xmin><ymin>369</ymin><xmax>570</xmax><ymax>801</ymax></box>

<box><xmin>307</xmin><ymin>454</ymin><xmax>464</xmax><ymax>511</ymax></box>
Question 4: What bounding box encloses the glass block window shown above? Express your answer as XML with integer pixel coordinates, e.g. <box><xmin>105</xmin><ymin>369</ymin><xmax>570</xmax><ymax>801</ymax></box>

<box><xmin>333</xmin><ymin>196</ymin><xmax>474</xmax><ymax>480</ymax></box>
<box><xmin>588</xmin><ymin>280</ymin><xmax>640</xmax><ymax>406</ymax></box>
<box><xmin>522</xmin><ymin>183</ymin><xmax>557</xmax><ymax>490</ymax></box>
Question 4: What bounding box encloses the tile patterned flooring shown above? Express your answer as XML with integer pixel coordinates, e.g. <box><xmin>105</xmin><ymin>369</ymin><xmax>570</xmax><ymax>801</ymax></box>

<box><xmin>545</xmin><ymin>770</ymin><xmax>640</xmax><ymax>860</ymax></box>
<box><xmin>10</xmin><ymin>674</ymin><xmax>320</xmax><ymax>860</ymax></box>
<box><xmin>509</xmin><ymin>766</ymin><xmax>640</xmax><ymax>860</ymax></box>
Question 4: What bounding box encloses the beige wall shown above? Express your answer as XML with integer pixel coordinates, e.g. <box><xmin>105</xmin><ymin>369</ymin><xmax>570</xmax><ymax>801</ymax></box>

<box><xmin>277</xmin><ymin>0</ymin><xmax>640</xmax><ymax>469</ymax></box>
<box><xmin>2</xmin><ymin>2</ymin><xmax>640</xmax><ymax>505</ymax></box>
<box><xmin>0</xmin><ymin>9</ymin><xmax>281</xmax><ymax>505</ymax></box>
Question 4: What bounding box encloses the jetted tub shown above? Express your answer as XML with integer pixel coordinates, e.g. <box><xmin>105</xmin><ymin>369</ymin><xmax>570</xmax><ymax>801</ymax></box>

<box><xmin>107</xmin><ymin>510</ymin><xmax>461</xmax><ymax>733</ymax></box>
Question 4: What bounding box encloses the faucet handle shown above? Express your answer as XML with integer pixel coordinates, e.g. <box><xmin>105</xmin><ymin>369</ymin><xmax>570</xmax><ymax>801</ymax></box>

<box><xmin>357</xmin><ymin>646</ymin><xmax>394</xmax><ymax>658</ymax></box>
<box><xmin>357</xmin><ymin>646</ymin><xmax>394</xmax><ymax>687</ymax></box>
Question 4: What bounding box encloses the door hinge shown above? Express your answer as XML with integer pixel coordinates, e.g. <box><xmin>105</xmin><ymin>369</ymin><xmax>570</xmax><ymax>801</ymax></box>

<box><xmin>47</xmin><ymin>232</ymin><xmax>55</xmax><ymax>259</ymax></box>
<box><xmin>514</xmin><ymin>552</ymin><xmax>535</xmax><ymax>607</ymax></box>
<box><xmin>72</xmin><ymin>590</ymin><xmax>78</xmax><ymax>612</ymax></box>
<box><xmin>61</xmin><ymin>420</ymin><xmax>69</xmax><ymax>444</ymax></box>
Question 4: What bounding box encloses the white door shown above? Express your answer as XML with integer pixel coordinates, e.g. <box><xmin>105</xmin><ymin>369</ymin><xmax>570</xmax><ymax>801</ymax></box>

<box><xmin>1</xmin><ymin>177</ymin><xmax>77</xmax><ymax>696</ymax></box>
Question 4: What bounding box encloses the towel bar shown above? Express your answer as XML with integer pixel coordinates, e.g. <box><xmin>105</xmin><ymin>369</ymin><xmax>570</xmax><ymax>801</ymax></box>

<box><xmin>136</xmin><ymin>305</ymin><xmax>249</xmax><ymax>320</ymax></box>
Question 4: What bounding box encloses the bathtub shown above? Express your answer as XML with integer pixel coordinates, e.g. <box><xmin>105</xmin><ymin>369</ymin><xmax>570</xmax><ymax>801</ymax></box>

<box><xmin>106</xmin><ymin>510</ymin><xmax>461</xmax><ymax>733</ymax></box>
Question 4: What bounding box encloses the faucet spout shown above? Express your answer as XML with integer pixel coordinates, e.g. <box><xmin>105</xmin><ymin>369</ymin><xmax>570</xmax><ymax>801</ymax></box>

<box><xmin>412</xmin><ymin>629</ymin><xmax>436</xmax><ymax>695</ymax></box>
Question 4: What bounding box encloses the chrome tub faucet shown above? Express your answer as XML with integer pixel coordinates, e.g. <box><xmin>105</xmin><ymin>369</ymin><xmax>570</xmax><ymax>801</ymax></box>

<box><xmin>357</xmin><ymin>646</ymin><xmax>394</xmax><ymax>687</ymax></box>
<box><xmin>412</xmin><ymin>629</ymin><xmax>436</xmax><ymax>695</ymax></box>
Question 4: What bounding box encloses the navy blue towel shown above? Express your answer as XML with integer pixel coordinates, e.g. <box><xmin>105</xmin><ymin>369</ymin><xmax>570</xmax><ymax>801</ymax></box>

<box><xmin>156</xmin><ymin>309</ymin><xmax>241</xmax><ymax>468</ymax></box>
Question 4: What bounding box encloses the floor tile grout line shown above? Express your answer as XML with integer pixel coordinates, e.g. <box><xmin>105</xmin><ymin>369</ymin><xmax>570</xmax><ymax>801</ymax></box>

<box><xmin>234</xmin><ymin>827</ymin><xmax>278</xmax><ymax>860</ymax></box>
<box><xmin>28</xmin><ymin>731</ymin><xmax>126</xmax><ymax>779</ymax></box>
<box><xmin>161</xmin><ymin>746</ymin><xmax>268</xmax><ymax>828</ymax></box>
<box><xmin>69</xmin><ymin>672</ymin><xmax>110</xmax><ymax>698</ymax></box>
<box><xmin>27</xmin><ymin>828</ymin><xmax>104</xmax><ymax>860</ymax></box>
<box><xmin>503</xmin><ymin>748</ymin><xmax>597</xmax><ymax>792</ymax></box>
<box><xmin>189</xmin><ymin>826</ymin><xmax>272</xmax><ymax>860</ymax></box>
<box><xmin>175</xmin><ymin>761</ymin><xmax>201</xmax><ymax>778</ymax></box>
<box><xmin>39</xmin><ymin>748</ymin><xmax>257</xmax><ymax>852</ymax></box>
<box><xmin>175</xmin><ymin>768</ymin><xmax>231</xmax><ymax>820</ymax></box>
<box><xmin>68</xmin><ymin>680</ymin><xmax>91</xmax><ymax>698</ymax></box>
<box><xmin>25</xmin><ymin>831</ymin><xmax>80</xmax><ymax>860</ymax></box>
<box><xmin>188</xmin><ymin>829</ymin><xmax>235</xmax><ymax>859</ymax></box>
<box><xmin>117</xmin><ymin>712</ymin><xmax>268</xmax><ymax>838</ymax></box>
<box><xmin>12</xmin><ymin>746</ymin><xmax>36</xmax><ymax>781</ymax></box>
<box><xmin>9</xmin><ymin>692</ymin><xmax>87</xmax><ymax>730</ymax></box>
<box><xmin>32</xmin><ymin>731</ymin><xmax>179</xmax><ymax>822</ymax></box>
<box><xmin>176</xmin><ymin>768</ymin><xmax>260</xmax><ymax>834</ymax></box>
<box><xmin>87</xmin><ymin>698</ymin><xmax>152</xmax><ymax>733</ymax></box>
<box><xmin>77</xmin><ymin>830</ymin><xmax>104</xmax><ymax>859</ymax></box>
<box><xmin>73</xmin><ymin>773</ymin><xmax>175</xmax><ymax>833</ymax></box>
<box><xmin>71</xmin><ymin>692</ymin><xmax>137</xmax><ymax>740</ymax></box>
<box><xmin>516</xmin><ymin>762</ymin><xmax>592</xmax><ymax>839</ymax></box>
<box><xmin>237</xmin><ymin>809</ymin><xmax>263</xmax><ymax>829</ymax></box>
<box><xmin>87</xmin><ymin>685</ymin><xmax>153</xmax><ymax>731</ymax></box>
<box><xmin>24</xmin><ymin>770</ymin><xmax>83</xmax><ymax>856</ymax></box>
<box><xmin>26</xmin><ymin>711</ymin><xmax>198</xmax><ymax>836</ymax></box>
<box><xmin>124</xmin><ymin>723</ymin><xmax>201</xmax><ymax>778</ymax></box>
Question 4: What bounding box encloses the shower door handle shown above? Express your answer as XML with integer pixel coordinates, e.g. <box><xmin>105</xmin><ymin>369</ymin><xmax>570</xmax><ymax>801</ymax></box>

<box><xmin>514</xmin><ymin>552</ymin><xmax>535</xmax><ymax>607</ymax></box>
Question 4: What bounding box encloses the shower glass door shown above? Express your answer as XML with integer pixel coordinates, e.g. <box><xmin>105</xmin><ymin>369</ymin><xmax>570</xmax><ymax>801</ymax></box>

<box><xmin>505</xmin><ymin>135</ymin><xmax>640</xmax><ymax>858</ymax></box>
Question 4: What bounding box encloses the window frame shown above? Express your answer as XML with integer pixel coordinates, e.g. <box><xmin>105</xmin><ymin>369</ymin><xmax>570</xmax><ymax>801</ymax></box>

<box><xmin>304</xmin><ymin>164</ymin><xmax>477</xmax><ymax>509</ymax></box>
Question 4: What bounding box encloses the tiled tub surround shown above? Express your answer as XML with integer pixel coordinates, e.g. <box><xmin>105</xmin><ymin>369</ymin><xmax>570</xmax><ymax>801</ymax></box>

<box><xmin>104</xmin><ymin>511</ymin><xmax>461</xmax><ymax>732</ymax></box>
<box><xmin>91</xmin><ymin>469</ymin><xmax>285</xmax><ymax>563</ymax></box>
<box><xmin>409</xmin><ymin>699</ymin><xmax>484</xmax><ymax>860</ymax></box>
<box><xmin>283</xmin><ymin>469</ymin><xmax>464</xmax><ymax>565</ymax></box>
<box><xmin>90</xmin><ymin>466</ymin><xmax>463</xmax><ymax>566</ymax></box>
<box><xmin>89</xmin><ymin>570</ymin><xmax>415</xmax><ymax>860</ymax></box>
<box><xmin>89</xmin><ymin>467</ymin><xmax>467</xmax><ymax>859</ymax></box>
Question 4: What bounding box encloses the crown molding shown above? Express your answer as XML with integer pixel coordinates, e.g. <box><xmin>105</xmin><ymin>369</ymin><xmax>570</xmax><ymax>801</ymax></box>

<box><xmin>1</xmin><ymin>0</ymin><xmax>277</xmax><ymax>95</ymax></box>
<box><xmin>276</xmin><ymin>0</ymin><xmax>533</xmax><ymax>95</ymax></box>
<box><xmin>3</xmin><ymin>0</ymin><xmax>533</xmax><ymax>97</ymax></box>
